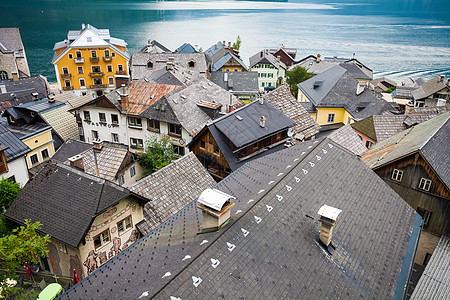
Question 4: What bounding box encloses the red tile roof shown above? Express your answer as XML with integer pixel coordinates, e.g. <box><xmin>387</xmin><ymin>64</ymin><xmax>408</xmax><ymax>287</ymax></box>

<box><xmin>127</xmin><ymin>81</ymin><xmax>180</xmax><ymax>115</ymax></box>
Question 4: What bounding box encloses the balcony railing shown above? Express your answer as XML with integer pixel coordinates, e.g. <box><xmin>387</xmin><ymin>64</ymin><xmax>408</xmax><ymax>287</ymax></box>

<box><xmin>61</xmin><ymin>73</ymin><xmax>72</xmax><ymax>79</ymax></box>
<box><xmin>74</xmin><ymin>57</ymin><xmax>84</xmax><ymax>63</ymax></box>
<box><xmin>103</xmin><ymin>56</ymin><xmax>112</xmax><ymax>62</ymax></box>
<box><xmin>62</xmin><ymin>86</ymin><xmax>74</xmax><ymax>90</ymax></box>
<box><xmin>89</xmin><ymin>84</ymin><xmax>107</xmax><ymax>89</ymax></box>
<box><xmin>116</xmin><ymin>70</ymin><xmax>126</xmax><ymax>75</ymax></box>
<box><xmin>89</xmin><ymin>72</ymin><xmax>104</xmax><ymax>77</ymax></box>
<box><xmin>90</xmin><ymin>57</ymin><xmax>100</xmax><ymax>63</ymax></box>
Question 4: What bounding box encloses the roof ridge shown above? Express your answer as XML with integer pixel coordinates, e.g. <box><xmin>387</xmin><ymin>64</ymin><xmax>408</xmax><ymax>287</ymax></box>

<box><xmin>418</xmin><ymin>115</ymin><xmax>450</xmax><ymax>151</ymax></box>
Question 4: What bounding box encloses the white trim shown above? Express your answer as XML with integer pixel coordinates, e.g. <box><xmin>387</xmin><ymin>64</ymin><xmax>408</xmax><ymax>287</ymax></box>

<box><xmin>79</xmin><ymin>77</ymin><xmax>86</xmax><ymax>88</ymax></box>
<box><xmin>54</xmin><ymin>64</ymin><xmax>62</xmax><ymax>90</ymax></box>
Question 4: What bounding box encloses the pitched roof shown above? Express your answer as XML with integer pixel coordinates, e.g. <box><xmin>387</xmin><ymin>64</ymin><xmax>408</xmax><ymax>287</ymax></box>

<box><xmin>412</xmin><ymin>76</ymin><xmax>450</xmax><ymax>100</ymax></box>
<box><xmin>129</xmin><ymin>153</ymin><xmax>216</xmax><ymax>235</ymax></box>
<box><xmin>209</xmin><ymin>71</ymin><xmax>259</xmax><ymax>95</ymax></box>
<box><xmin>249</xmin><ymin>50</ymin><xmax>287</xmax><ymax>69</ymax></box>
<box><xmin>176</xmin><ymin>43</ymin><xmax>198</xmax><ymax>53</ymax></box>
<box><xmin>60</xmin><ymin>139</ymin><xmax>419</xmax><ymax>299</ymax></box>
<box><xmin>66</xmin><ymin>94</ymin><xmax>95</xmax><ymax>110</ymax></box>
<box><xmin>263</xmin><ymin>85</ymin><xmax>319</xmax><ymax>139</ymax></box>
<box><xmin>411</xmin><ymin>235</ymin><xmax>450</xmax><ymax>300</ymax></box>
<box><xmin>327</xmin><ymin>124</ymin><xmax>367</xmax><ymax>155</ymax></box>
<box><xmin>362</xmin><ymin>112</ymin><xmax>450</xmax><ymax>189</ymax></box>
<box><xmin>0</xmin><ymin>76</ymin><xmax>48</xmax><ymax>112</ymax></box>
<box><xmin>4</xmin><ymin>160</ymin><xmax>145</xmax><ymax>248</ymax></box>
<box><xmin>204</xmin><ymin>41</ymin><xmax>225</xmax><ymax>61</ymax></box>
<box><xmin>339</xmin><ymin>63</ymin><xmax>372</xmax><ymax>80</ymax></box>
<box><xmin>0</xmin><ymin>122</ymin><xmax>29</xmax><ymax>161</ymax></box>
<box><xmin>145</xmin><ymin>64</ymin><xmax>204</xmax><ymax>86</ymax></box>
<box><xmin>0</xmin><ymin>28</ymin><xmax>24</xmax><ymax>54</ymax></box>
<box><xmin>211</xmin><ymin>52</ymin><xmax>248</xmax><ymax>72</ymax></box>
<box><xmin>52</xmin><ymin>139</ymin><xmax>93</xmax><ymax>162</ymax></box>
<box><xmin>139</xmin><ymin>40</ymin><xmax>171</xmax><ymax>53</ymax></box>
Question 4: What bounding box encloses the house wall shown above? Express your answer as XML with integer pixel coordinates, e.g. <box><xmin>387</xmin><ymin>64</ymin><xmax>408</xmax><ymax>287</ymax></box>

<box><xmin>250</xmin><ymin>63</ymin><xmax>279</xmax><ymax>88</ymax></box>
<box><xmin>45</xmin><ymin>238</ymin><xmax>84</xmax><ymax>279</ymax></box>
<box><xmin>352</xmin><ymin>129</ymin><xmax>376</xmax><ymax>149</ymax></box>
<box><xmin>414</xmin><ymin>231</ymin><xmax>440</xmax><ymax>266</ymax></box>
<box><xmin>54</xmin><ymin>46</ymin><xmax>128</xmax><ymax>96</ymax></box>
<box><xmin>117</xmin><ymin>161</ymin><xmax>145</xmax><ymax>188</ymax></box>
<box><xmin>0</xmin><ymin>52</ymin><xmax>18</xmax><ymax>79</ymax></box>
<box><xmin>22</xmin><ymin>129</ymin><xmax>55</xmax><ymax>169</ymax></box>
<box><xmin>297</xmin><ymin>89</ymin><xmax>310</xmax><ymax>103</ymax></box>
<box><xmin>315</xmin><ymin>107</ymin><xmax>351</xmax><ymax>126</ymax></box>
<box><xmin>1</xmin><ymin>156</ymin><xmax>29</xmax><ymax>186</ymax></box>
<box><xmin>78</xmin><ymin>197</ymin><xmax>144</xmax><ymax>278</ymax></box>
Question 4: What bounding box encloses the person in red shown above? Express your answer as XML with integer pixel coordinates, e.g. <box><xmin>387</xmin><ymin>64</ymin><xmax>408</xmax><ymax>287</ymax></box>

<box><xmin>73</xmin><ymin>269</ymin><xmax>80</xmax><ymax>284</ymax></box>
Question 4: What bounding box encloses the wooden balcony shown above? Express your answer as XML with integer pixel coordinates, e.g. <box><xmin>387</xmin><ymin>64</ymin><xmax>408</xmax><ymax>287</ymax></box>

<box><xmin>116</xmin><ymin>70</ymin><xmax>127</xmax><ymax>75</ymax></box>
<box><xmin>103</xmin><ymin>56</ymin><xmax>112</xmax><ymax>62</ymax></box>
<box><xmin>89</xmin><ymin>72</ymin><xmax>104</xmax><ymax>78</ymax></box>
<box><xmin>60</xmin><ymin>73</ymin><xmax>72</xmax><ymax>79</ymax></box>
<box><xmin>89</xmin><ymin>84</ymin><xmax>107</xmax><ymax>89</ymax></box>
<box><xmin>90</xmin><ymin>57</ymin><xmax>100</xmax><ymax>63</ymax></box>
<box><xmin>62</xmin><ymin>86</ymin><xmax>74</xmax><ymax>90</ymax></box>
<box><xmin>74</xmin><ymin>57</ymin><xmax>84</xmax><ymax>63</ymax></box>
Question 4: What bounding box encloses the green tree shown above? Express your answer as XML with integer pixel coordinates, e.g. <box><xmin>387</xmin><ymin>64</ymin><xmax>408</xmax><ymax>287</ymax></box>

<box><xmin>0</xmin><ymin>177</ymin><xmax>21</xmax><ymax>209</ymax></box>
<box><xmin>286</xmin><ymin>66</ymin><xmax>315</xmax><ymax>98</ymax></box>
<box><xmin>0</xmin><ymin>220</ymin><xmax>50</xmax><ymax>299</ymax></box>
<box><xmin>138</xmin><ymin>135</ymin><xmax>178</xmax><ymax>176</ymax></box>
<box><xmin>232</xmin><ymin>35</ymin><xmax>242</xmax><ymax>51</ymax></box>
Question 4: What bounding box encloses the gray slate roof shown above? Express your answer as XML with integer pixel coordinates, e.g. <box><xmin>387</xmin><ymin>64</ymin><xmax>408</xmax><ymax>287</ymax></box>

<box><xmin>412</xmin><ymin>76</ymin><xmax>450</xmax><ymax>100</ymax></box>
<box><xmin>249</xmin><ymin>50</ymin><xmax>287</xmax><ymax>69</ymax></box>
<box><xmin>209</xmin><ymin>71</ymin><xmax>259</xmax><ymax>95</ymax></box>
<box><xmin>0</xmin><ymin>76</ymin><xmax>48</xmax><ymax>112</ymax></box>
<box><xmin>214</xmin><ymin>99</ymin><xmax>295</xmax><ymax>149</ymax></box>
<box><xmin>362</xmin><ymin>112</ymin><xmax>450</xmax><ymax>189</ymax></box>
<box><xmin>52</xmin><ymin>139</ymin><xmax>92</xmax><ymax>162</ymax></box>
<box><xmin>411</xmin><ymin>235</ymin><xmax>450</xmax><ymax>300</ymax></box>
<box><xmin>0</xmin><ymin>122</ymin><xmax>29</xmax><ymax>161</ymax></box>
<box><xmin>60</xmin><ymin>138</ymin><xmax>418</xmax><ymax>299</ymax></box>
<box><xmin>327</xmin><ymin>124</ymin><xmax>367</xmax><ymax>155</ymax></box>
<box><xmin>211</xmin><ymin>52</ymin><xmax>248</xmax><ymax>72</ymax></box>
<box><xmin>4</xmin><ymin>160</ymin><xmax>144</xmax><ymax>248</ymax></box>
<box><xmin>130</xmin><ymin>153</ymin><xmax>216</xmax><ymax>235</ymax></box>
<box><xmin>176</xmin><ymin>43</ymin><xmax>197</xmax><ymax>54</ymax></box>
<box><xmin>263</xmin><ymin>85</ymin><xmax>319</xmax><ymax>139</ymax></box>
<box><xmin>0</xmin><ymin>28</ymin><xmax>24</xmax><ymax>53</ymax></box>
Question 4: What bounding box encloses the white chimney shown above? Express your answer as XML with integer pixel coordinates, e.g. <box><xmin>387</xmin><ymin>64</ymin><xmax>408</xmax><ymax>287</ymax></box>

<box><xmin>31</xmin><ymin>92</ymin><xmax>39</xmax><ymax>101</ymax></box>
<box><xmin>316</xmin><ymin>54</ymin><xmax>321</xmax><ymax>63</ymax></box>
<box><xmin>260</xmin><ymin>116</ymin><xmax>266</xmax><ymax>128</ymax></box>
<box><xmin>197</xmin><ymin>189</ymin><xmax>236</xmax><ymax>233</ymax></box>
<box><xmin>93</xmin><ymin>139</ymin><xmax>103</xmax><ymax>150</ymax></box>
<box><xmin>317</xmin><ymin>205</ymin><xmax>342</xmax><ymax>249</ymax></box>
<box><xmin>68</xmin><ymin>154</ymin><xmax>84</xmax><ymax>170</ymax></box>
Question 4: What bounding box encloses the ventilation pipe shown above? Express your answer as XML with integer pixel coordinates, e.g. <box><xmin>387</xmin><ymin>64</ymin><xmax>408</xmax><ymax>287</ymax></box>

<box><xmin>260</xmin><ymin>116</ymin><xmax>266</xmax><ymax>128</ymax></box>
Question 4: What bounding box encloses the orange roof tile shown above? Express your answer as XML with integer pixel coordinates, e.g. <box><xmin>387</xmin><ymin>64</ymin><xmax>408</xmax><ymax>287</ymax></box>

<box><xmin>127</xmin><ymin>81</ymin><xmax>180</xmax><ymax>115</ymax></box>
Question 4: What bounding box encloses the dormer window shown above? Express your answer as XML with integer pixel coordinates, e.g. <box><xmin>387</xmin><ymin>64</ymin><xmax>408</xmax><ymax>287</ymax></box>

<box><xmin>147</xmin><ymin>61</ymin><xmax>153</xmax><ymax>69</ymax></box>
<box><xmin>188</xmin><ymin>60</ymin><xmax>196</xmax><ymax>68</ymax></box>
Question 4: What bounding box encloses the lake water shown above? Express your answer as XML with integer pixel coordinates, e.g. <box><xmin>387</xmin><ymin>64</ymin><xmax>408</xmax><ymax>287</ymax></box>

<box><xmin>1</xmin><ymin>0</ymin><xmax>449</xmax><ymax>83</ymax></box>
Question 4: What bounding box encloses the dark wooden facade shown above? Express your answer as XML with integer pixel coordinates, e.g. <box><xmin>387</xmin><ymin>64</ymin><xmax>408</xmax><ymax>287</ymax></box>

<box><xmin>373</xmin><ymin>152</ymin><xmax>450</xmax><ymax>237</ymax></box>
<box><xmin>272</xmin><ymin>49</ymin><xmax>294</xmax><ymax>67</ymax></box>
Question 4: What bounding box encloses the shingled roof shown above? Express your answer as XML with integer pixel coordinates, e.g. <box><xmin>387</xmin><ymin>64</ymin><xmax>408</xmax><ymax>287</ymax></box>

<box><xmin>0</xmin><ymin>28</ymin><xmax>24</xmax><ymax>54</ymax></box>
<box><xmin>0</xmin><ymin>122</ymin><xmax>29</xmax><ymax>161</ymax></box>
<box><xmin>327</xmin><ymin>124</ymin><xmax>367</xmax><ymax>155</ymax></box>
<box><xmin>0</xmin><ymin>76</ymin><xmax>48</xmax><ymax>112</ymax></box>
<box><xmin>264</xmin><ymin>85</ymin><xmax>319</xmax><ymax>139</ymax></box>
<box><xmin>60</xmin><ymin>138</ymin><xmax>420</xmax><ymax>299</ymax></box>
<box><xmin>5</xmin><ymin>160</ymin><xmax>148</xmax><ymax>248</ymax></box>
<box><xmin>362</xmin><ymin>112</ymin><xmax>450</xmax><ymax>189</ymax></box>
<box><xmin>412</xmin><ymin>76</ymin><xmax>450</xmax><ymax>100</ymax></box>
<box><xmin>209</xmin><ymin>71</ymin><xmax>259</xmax><ymax>95</ymax></box>
<box><xmin>129</xmin><ymin>153</ymin><xmax>216</xmax><ymax>235</ymax></box>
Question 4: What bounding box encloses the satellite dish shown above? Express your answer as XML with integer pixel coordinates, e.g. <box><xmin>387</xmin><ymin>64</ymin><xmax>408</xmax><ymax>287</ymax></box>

<box><xmin>287</xmin><ymin>129</ymin><xmax>294</xmax><ymax>137</ymax></box>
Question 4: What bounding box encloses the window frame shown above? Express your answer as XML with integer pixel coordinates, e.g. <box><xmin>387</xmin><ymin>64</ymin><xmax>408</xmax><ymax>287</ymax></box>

<box><xmin>117</xmin><ymin>215</ymin><xmax>132</xmax><ymax>235</ymax></box>
<box><xmin>41</xmin><ymin>148</ymin><xmax>49</xmax><ymax>161</ymax></box>
<box><xmin>327</xmin><ymin>113</ymin><xmax>335</xmax><ymax>123</ymax></box>
<box><xmin>118</xmin><ymin>174</ymin><xmax>125</xmax><ymax>186</ymax></box>
<box><xmin>93</xmin><ymin>229</ymin><xmax>111</xmax><ymax>250</ymax></box>
<box><xmin>130</xmin><ymin>166</ymin><xmax>136</xmax><ymax>177</ymax></box>
<box><xmin>75</xmin><ymin>50</ymin><xmax>82</xmax><ymax>58</ymax></box>
<box><xmin>92</xmin><ymin>130</ymin><xmax>99</xmax><ymax>140</ymax></box>
<box><xmin>391</xmin><ymin>169</ymin><xmax>403</xmax><ymax>182</ymax></box>
<box><xmin>83</xmin><ymin>111</ymin><xmax>91</xmax><ymax>121</ymax></box>
<box><xmin>417</xmin><ymin>207</ymin><xmax>432</xmax><ymax>227</ymax></box>
<box><xmin>99</xmin><ymin>112</ymin><xmax>106</xmax><ymax>122</ymax></box>
<box><xmin>147</xmin><ymin>119</ymin><xmax>160</xmax><ymax>132</ymax></box>
<box><xmin>200</xmin><ymin>140</ymin><xmax>206</xmax><ymax>149</ymax></box>
<box><xmin>169</xmin><ymin>123</ymin><xmax>182</xmax><ymax>136</ymax></box>
<box><xmin>91</xmin><ymin>50</ymin><xmax>97</xmax><ymax>58</ymax></box>
<box><xmin>77</xmin><ymin>66</ymin><xmax>84</xmax><ymax>74</ymax></box>
<box><xmin>30</xmin><ymin>153</ymin><xmax>39</xmax><ymax>166</ymax></box>
<box><xmin>111</xmin><ymin>133</ymin><xmax>119</xmax><ymax>143</ymax></box>
<box><xmin>130</xmin><ymin>138</ymin><xmax>143</xmax><ymax>148</ymax></box>
<box><xmin>213</xmin><ymin>145</ymin><xmax>220</xmax><ymax>155</ymax></box>
<box><xmin>418</xmin><ymin>178</ymin><xmax>432</xmax><ymax>191</ymax></box>
<box><xmin>118</xmin><ymin>64</ymin><xmax>124</xmax><ymax>72</ymax></box>
<box><xmin>108</xmin><ymin>76</ymin><xmax>115</xmax><ymax>86</ymax></box>
<box><xmin>107</xmin><ymin>65</ymin><xmax>113</xmax><ymax>73</ymax></box>
<box><xmin>128</xmin><ymin>117</ymin><xmax>142</xmax><ymax>127</ymax></box>
<box><xmin>68</xmin><ymin>53</ymin><xmax>73</xmax><ymax>59</ymax></box>
<box><xmin>111</xmin><ymin>114</ymin><xmax>119</xmax><ymax>125</ymax></box>
<box><xmin>79</xmin><ymin>78</ymin><xmax>86</xmax><ymax>87</ymax></box>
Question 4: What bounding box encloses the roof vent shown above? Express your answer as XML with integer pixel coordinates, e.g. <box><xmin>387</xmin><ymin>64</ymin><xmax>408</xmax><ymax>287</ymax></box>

<box><xmin>155</xmin><ymin>104</ymin><xmax>160</xmax><ymax>110</ymax></box>
<box><xmin>260</xmin><ymin>116</ymin><xmax>266</xmax><ymax>128</ymax></box>
<box><xmin>317</xmin><ymin>205</ymin><xmax>341</xmax><ymax>254</ymax></box>
<box><xmin>356</xmin><ymin>84</ymin><xmax>364</xmax><ymax>95</ymax></box>
<box><xmin>197</xmin><ymin>189</ymin><xmax>236</xmax><ymax>233</ymax></box>
<box><xmin>180</xmin><ymin>95</ymin><xmax>187</xmax><ymax>100</ymax></box>
<box><xmin>161</xmin><ymin>105</ymin><xmax>166</xmax><ymax>111</ymax></box>
<box><xmin>235</xmin><ymin>115</ymin><xmax>243</xmax><ymax>121</ymax></box>
<box><xmin>10</xmin><ymin>93</ymin><xmax>16</xmax><ymax>99</ymax></box>
<box><xmin>313</xmin><ymin>81</ymin><xmax>323</xmax><ymax>89</ymax></box>
<box><xmin>31</xmin><ymin>92</ymin><xmax>39</xmax><ymax>101</ymax></box>
<box><xmin>316</xmin><ymin>54</ymin><xmax>321</xmax><ymax>63</ymax></box>
<box><xmin>259</xmin><ymin>97</ymin><xmax>264</xmax><ymax>105</ymax></box>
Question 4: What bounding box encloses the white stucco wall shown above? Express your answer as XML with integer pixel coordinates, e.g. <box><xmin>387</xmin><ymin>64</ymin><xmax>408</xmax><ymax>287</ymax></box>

<box><xmin>1</xmin><ymin>156</ymin><xmax>29</xmax><ymax>186</ymax></box>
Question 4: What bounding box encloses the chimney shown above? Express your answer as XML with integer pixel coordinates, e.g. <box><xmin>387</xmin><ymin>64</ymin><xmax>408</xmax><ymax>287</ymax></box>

<box><xmin>260</xmin><ymin>51</ymin><xmax>263</xmax><ymax>58</ymax></box>
<box><xmin>265</xmin><ymin>49</ymin><xmax>268</xmax><ymax>55</ymax></box>
<box><xmin>258</xmin><ymin>97</ymin><xmax>264</xmax><ymax>105</ymax></box>
<box><xmin>197</xmin><ymin>189</ymin><xmax>236</xmax><ymax>233</ymax></box>
<box><xmin>81</xmin><ymin>23</ymin><xmax>86</xmax><ymax>29</ymax></box>
<box><xmin>228</xmin><ymin>41</ymin><xmax>231</xmax><ymax>48</ymax></box>
<box><xmin>260</xmin><ymin>116</ymin><xmax>266</xmax><ymax>128</ymax></box>
<box><xmin>405</xmin><ymin>101</ymin><xmax>414</xmax><ymax>115</ymax></box>
<box><xmin>167</xmin><ymin>57</ymin><xmax>175</xmax><ymax>70</ymax></box>
<box><xmin>439</xmin><ymin>75</ymin><xmax>445</xmax><ymax>82</ymax></box>
<box><xmin>317</xmin><ymin>205</ymin><xmax>342</xmax><ymax>253</ymax></box>
<box><xmin>119</xmin><ymin>84</ymin><xmax>129</xmax><ymax>111</ymax></box>
<box><xmin>12</xmin><ymin>73</ymin><xmax>19</xmax><ymax>82</ymax></box>
<box><xmin>316</xmin><ymin>54</ymin><xmax>321</xmax><ymax>63</ymax></box>
<box><xmin>277</xmin><ymin>55</ymin><xmax>281</xmax><ymax>62</ymax></box>
<box><xmin>93</xmin><ymin>139</ymin><xmax>103</xmax><ymax>150</ymax></box>
<box><xmin>68</xmin><ymin>154</ymin><xmax>84</xmax><ymax>170</ymax></box>
<box><xmin>333</xmin><ymin>56</ymin><xmax>337</xmax><ymax>62</ymax></box>
<box><xmin>31</xmin><ymin>92</ymin><xmax>39</xmax><ymax>101</ymax></box>
<box><xmin>48</xmin><ymin>94</ymin><xmax>55</xmax><ymax>103</ymax></box>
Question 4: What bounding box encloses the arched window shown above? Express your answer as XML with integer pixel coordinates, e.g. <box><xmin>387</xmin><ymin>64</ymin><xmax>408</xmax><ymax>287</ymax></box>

<box><xmin>147</xmin><ymin>61</ymin><xmax>153</xmax><ymax>69</ymax></box>
<box><xmin>0</xmin><ymin>71</ymin><xmax>8</xmax><ymax>80</ymax></box>
<box><xmin>188</xmin><ymin>60</ymin><xmax>195</xmax><ymax>68</ymax></box>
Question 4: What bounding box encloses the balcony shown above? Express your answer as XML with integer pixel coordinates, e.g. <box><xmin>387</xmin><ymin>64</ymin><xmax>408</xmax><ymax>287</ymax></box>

<box><xmin>62</xmin><ymin>86</ymin><xmax>74</xmax><ymax>91</ymax></box>
<box><xmin>103</xmin><ymin>56</ymin><xmax>112</xmax><ymax>62</ymax></box>
<box><xmin>60</xmin><ymin>73</ymin><xmax>72</xmax><ymax>79</ymax></box>
<box><xmin>90</xmin><ymin>57</ymin><xmax>100</xmax><ymax>63</ymax></box>
<box><xmin>74</xmin><ymin>57</ymin><xmax>84</xmax><ymax>63</ymax></box>
<box><xmin>89</xmin><ymin>72</ymin><xmax>104</xmax><ymax>78</ymax></box>
<box><xmin>116</xmin><ymin>70</ymin><xmax>127</xmax><ymax>75</ymax></box>
<box><xmin>89</xmin><ymin>84</ymin><xmax>107</xmax><ymax>89</ymax></box>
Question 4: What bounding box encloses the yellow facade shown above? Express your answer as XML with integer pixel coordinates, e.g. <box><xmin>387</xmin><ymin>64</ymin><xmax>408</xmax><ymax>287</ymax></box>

<box><xmin>23</xmin><ymin>129</ymin><xmax>55</xmax><ymax>169</ymax></box>
<box><xmin>315</xmin><ymin>107</ymin><xmax>354</xmax><ymax>126</ymax></box>
<box><xmin>220</xmin><ymin>66</ymin><xmax>245</xmax><ymax>72</ymax></box>
<box><xmin>55</xmin><ymin>46</ymin><xmax>128</xmax><ymax>91</ymax></box>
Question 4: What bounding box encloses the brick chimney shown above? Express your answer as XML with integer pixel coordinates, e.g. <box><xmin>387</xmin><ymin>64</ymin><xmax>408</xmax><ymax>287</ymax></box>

<box><xmin>12</xmin><ymin>72</ymin><xmax>19</xmax><ymax>82</ymax></box>
<box><xmin>405</xmin><ymin>101</ymin><xmax>414</xmax><ymax>115</ymax></box>
<box><xmin>31</xmin><ymin>92</ymin><xmax>39</xmax><ymax>101</ymax></box>
<box><xmin>119</xmin><ymin>84</ymin><xmax>129</xmax><ymax>111</ymax></box>
<box><xmin>197</xmin><ymin>188</ymin><xmax>236</xmax><ymax>233</ymax></box>
<box><xmin>167</xmin><ymin>57</ymin><xmax>175</xmax><ymax>70</ymax></box>
<box><xmin>317</xmin><ymin>205</ymin><xmax>341</xmax><ymax>253</ymax></box>
<box><xmin>93</xmin><ymin>139</ymin><xmax>103</xmax><ymax>150</ymax></box>
<box><xmin>68</xmin><ymin>154</ymin><xmax>84</xmax><ymax>170</ymax></box>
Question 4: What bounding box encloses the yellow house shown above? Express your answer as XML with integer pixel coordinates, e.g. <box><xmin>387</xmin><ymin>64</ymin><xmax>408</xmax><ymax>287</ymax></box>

<box><xmin>52</xmin><ymin>24</ymin><xmax>130</xmax><ymax>97</ymax></box>
<box><xmin>22</xmin><ymin>127</ymin><xmax>55</xmax><ymax>169</ymax></box>
<box><xmin>297</xmin><ymin>65</ymin><xmax>389</xmax><ymax>129</ymax></box>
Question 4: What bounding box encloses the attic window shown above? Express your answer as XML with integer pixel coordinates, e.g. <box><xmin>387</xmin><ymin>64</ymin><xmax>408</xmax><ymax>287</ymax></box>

<box><xmin>93</xmin><ymin>229</ymin><xmax>110</xmax><ymax>249</ymax></box>
<box><xmin>147</xmin><ymin>61</ymin><xmax>153</xmax><ymax>69</ymax></box>
<box><xmin>188</xmin><ymin>60</ymin><xmax>196</xmax><ymax>68</ymax></box>
<box><xmin>87</xmin><ymin>37</ymin><xmax>92</xmax><ymax>42</ymax></box>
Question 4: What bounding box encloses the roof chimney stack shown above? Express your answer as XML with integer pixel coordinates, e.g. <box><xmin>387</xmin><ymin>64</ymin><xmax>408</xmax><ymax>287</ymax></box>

<box><xmin>31</xmin><ymin>92</ymin><xmax>39</xmax><ymax>101</ymax></box>
<box><xmin>68</xmin><ymin>154</ymin><xmax>84</xmax><ymax>170</ymax></box>
<box><xmin>259</xmin><ymin>97</ymin><xmax>264</xmax><ymax>105</ymax></box>
<box><xmin>197</xmin><ymin>189</ymin><xmax>236</xmax><ymax>233</ymax></box>
<box><xmin>12</xmin><ymin>72</ymin><xmax>19</xmax><ymax>82</ymax></box>
<box><xmin>316</xmin><ymin>54</ymin><xmax>321</xmax><ymax>63</ymax></box>
<box><xmin>317</xmin><ymin>205</ymin><xmax>341</xmax><ymax>253</ymax></box>
<box><xmin>93</xmin><ymin>139</ymin><xmax>103</xmax><ymax>151</ymax></box>
<box><xmin>48</xmin><ymin>94</ymin><xmax>55</xmax><ymax>103</ymax></box>
<box><xmin>222</xmin><ymin>41</ymin><xmax>226</xmax><ymax>46</ymax></box>
<box><xmin>260</xmin><ymin>116</ymin><xmax>266</xmax><ymax>128</ymax></box>
<box><xmin>119</xmin><ymin>84</ymin><xmax>129</xmax><ymax>111</ymax></box>
<box><xmin>440</xmin><ymin>75</ymin><xmax>445</xmax><ymax>82</ymax></box>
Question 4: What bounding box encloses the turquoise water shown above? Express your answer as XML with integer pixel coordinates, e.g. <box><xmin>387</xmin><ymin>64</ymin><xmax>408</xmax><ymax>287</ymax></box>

<box><xmin>1</xmin><ymin>0</ymin><xmax>449</xmax><ymax>83</ymax></box>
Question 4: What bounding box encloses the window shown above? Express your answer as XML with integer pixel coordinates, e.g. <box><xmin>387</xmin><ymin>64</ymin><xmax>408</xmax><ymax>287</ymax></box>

<box><xmin>423</xmin><ymin>253</ymin><xmax>432</xmax><ymax>266</ymax></box>
<box><xmin>92</xmin><ymin>130</ymin><xmax>99</xmax><ymax>140</ymax></box>
<box><xmin>99</xmin><ymin>113</ymin><xmax>106</xmax><ymax>122</ymax></box>
<box><xmin>108</xmin><ymin>76</ymin><xmax>114</xmax><ymax>86</ymax></box>
<box><xmin>79</xmin><ymin>78</ymin><xmax>86</xmax><ymax>87</ymax></box>
<box><xmin>112</xmin><ymin>133</ymin><xmax>119</xmax><ymax>143</ymax></box>
<box><xmin>93</xmin><ymin>229</ymin><xmax>110</xmax><ymax>249</ymax></box>
<box><xmin>327</xmin><ymin>113</ymin><xmax>335</xmax><ymax>123</ymax></box>
<box><xmin>128</xmin><ymin>117</ymin><xmax>142</xmax><ymax>127</ymax></box>
<box><xmin>357</xmin><ymin>135</ymin><xmax>363</xmax><ymax>141</ymax></box>
<box><xmin>147</xmin><ymin>61</ymin><xmax>153</xmax><ymax>69</ymax></box>
<box><xmin>76</xmin><ymin>51</ymin><xmax>82</xmax><ymax>58</ymax></box>
<box><xmin>130</xmin><ymin>138</ymin><xmax>143</xmax><ymax>148</ymax></box>
<box><xmin>30</xmin><ymin>154</ymin><xmax>39</xmax><ymax>166</ymax></box>
<box><xmin>93</xmin><ymin>78</ymin><xmax>102</xmax><ymax>85</ymax></box>
<box><xmin>7</xmin><ymin>175</ymin><xmax>16</xmax><ymax>183</ymax></box>
<box><xmin>200</xmin><ymin>141</ymin><xmax>206</xmax><ymax>149</ymax></box>
<box><xmin>111</xmin><ymin>114</ymin><xmax>119</xmax><ymax>124</ymax></box>
<box><xmin>130</xmin><ymin>166</ymin><xmax>136</xmax><ymax>177</ymax></box>
<box><xmin>118</xmin><ymin>174</ymin><xmax>125</xmax><ymax>186</ymax></box>
<box><xmin>92</xmin><ymin>66</ymin><xmax>101</xmax><ymax>73</ymax></box>
<box><xmin>417</xmin><ymin>207</ymin><xmax>432</xmax><ymax>227</ymax></box>
<box><xmin>59</xmin><ymin>243</ymin><xmax>67</xmax><ymax>254</ymax></box>
<box><xmin>64</xmin><ymin>80</ymin><xmax>71</xmax><ymax>87</ymax></box>
<box><xmin>77</xmin><ymin>66</ymin><xmax>83</xmax><ymax>74</ymax></box>
<box><xmin>173</xmin><ymin>145</ymin><xmax>185</xmax><ymax>156</ymax></box>
<box><xmin>223</xmin><ymin>166</ymin><xmax>231</xmax><ymax>174</ymax></box>
<box><xmin>391</xmin><ymin>169</ymin><xmax>403</xmax><ymax>182</ymax></box>
<box><xmin>68</xmin><ymin>53</ymin><xmax>73</xmax><ymax>59</ymax></box>
<box><xmin>188</xmin><ymin>60</ymin><xmax>195</xmax><ymax>68</ymax></box>
<box><xmin>87</xmin><ymin>37</ymin><xmax>92</xmax><ymax>42</ymax></box>
<box><xmin>365</xmin><ymin>140</ymin><xmax>374</xmax><ymax>148</ymax></box>
<box><xmin>84</xmin><ymin>111</ymin><xmax>91</xmax><ymax>121</ymax></box>
<box><xmin>147</xmin><ymin>119</ymin><xmax>160</xmax><ymax>132</ymax></box>
<box><xmin>0</xmin><ymin>71</ymin><xmax>8</xmax><ymax>80</ymax></box>
<box><xmin>104</xmin><ymin>49</ymin><xmax>110</xmax><ymax>57</ymax></box>
<box><xmin>79</xmin><ymin>127</ymin><xmax>84</xmax><ymax>136</ymax></box>
<box><xmin>91</xmin><ymin>50</ymin><xmax>97</xmax><ymax>58</ymax></box>
<box><xmin>111</xmin><ymin>52</ymin><xmax>116</xmax><ymax>57</ymax></box>
<box><xmin>418</xmin><ymin>178</ymin><xmax>432</xmax><ymax>191</ymax></box>
<box><xmin>118</xmin><ymin>64</ymin><xmax>124</xmax><ymax>71</ymax></box>
<box><xmin>41</xmin><ymin>149</ymin><xmax>49</xmax><ymax>160</ymax></box>
<box><xmin>117</xmin><ymin>216</ymin><xmax>132</xmax><ymax>234</ymax></box>
<box><xmin>107</xmin><ymin>65</ymin><xmax>113</xmax><ymax>73</ymax></box>
<box><xmin>213</xmin><ymin>145</ymin><xmax>220</xmax><ymax>155</ymax></box>
<box><xmin>62</xmin><ymin>67</ymin><xmax>69</xmax><ymax>74</ymax></box>
<box><xmin>169</xmin><ymin>123</ymin><xmax>182</xmax><ymax>136</ymax></box>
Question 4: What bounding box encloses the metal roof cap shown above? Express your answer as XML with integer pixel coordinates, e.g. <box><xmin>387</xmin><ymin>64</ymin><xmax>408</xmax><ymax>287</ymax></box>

<box><xmin>198</xmin><ymin>188</ymin><xmax>236</xmax><ymax>211</ymax></box>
